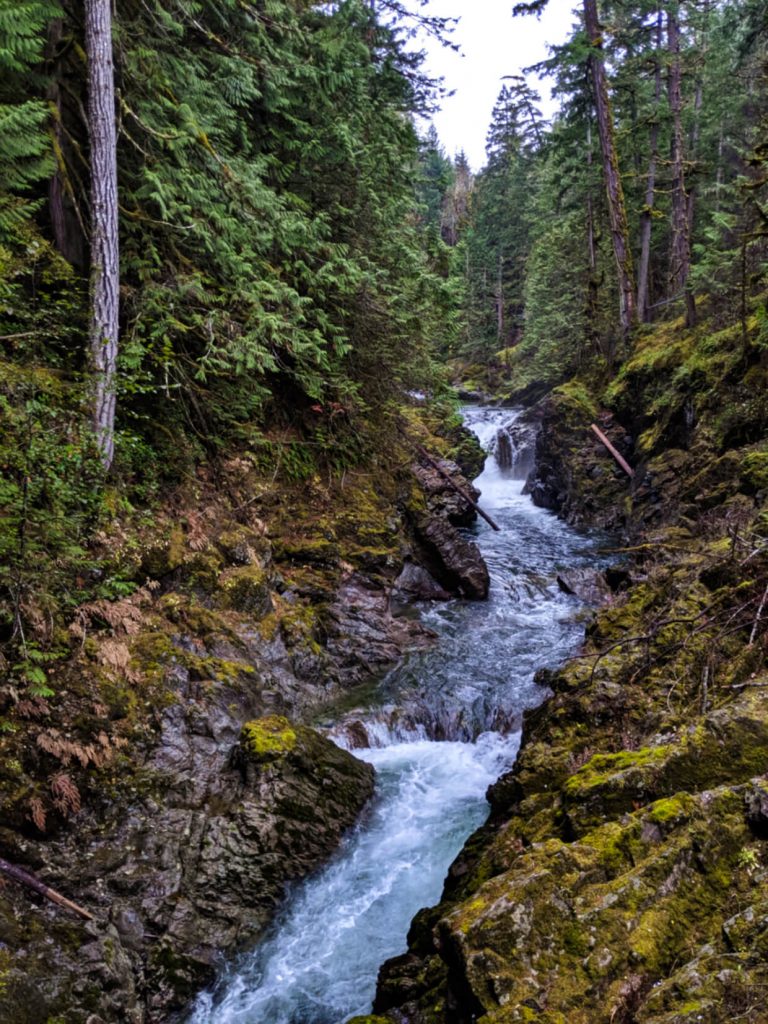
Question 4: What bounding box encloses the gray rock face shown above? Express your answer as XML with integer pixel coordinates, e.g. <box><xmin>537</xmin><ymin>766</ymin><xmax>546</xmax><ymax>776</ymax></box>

<box><xmin>0</xmin><ymin>707</ymin><xmax>374</xmax><ymax>1023</ymax></box>
<box><xmin>416</xmin><ymin>517</ymin><xmax>489</xmax><ymax>600</ymax></box>
<box><xmin>556</xmin><ymin>568</ymin><xmax>613</xmax><ymax>606</ymax></box>
<box><xmin>325</xmin><ymin>575</ymin><xmax>436</xmax><ymax>680</ymax></box>
<box><xmin>392</xmin><ymin>560</ymin><xmax>452</xmax><ymax>603</ymax></box>
<box><xmin>412</xmin><ymin>460</ymin><xmax>480</xmax><ymax>528</ymax></box>
<box><xmin>492</xmin><ymin>418</ymin><xmax>539</xmax><ymax>477</ymax></box>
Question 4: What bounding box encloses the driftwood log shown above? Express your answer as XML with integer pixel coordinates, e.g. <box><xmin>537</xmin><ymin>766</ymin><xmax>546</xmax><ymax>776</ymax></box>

<box><xmin>590</xmin><ymin>423</ymin><xmax>635</xmax><ymax>478</ymax></box>
<box><xmin>0</xmin><ymin>856</ymin><xmax>94</xmax><ymax>921</ymax></box>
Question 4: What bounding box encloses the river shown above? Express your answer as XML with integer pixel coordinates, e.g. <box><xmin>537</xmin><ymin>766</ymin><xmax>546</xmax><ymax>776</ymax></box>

<box><xmin>189</xmin><ymin>406</ymin><xmax>605</xmax><ymax>1024</ymax></box>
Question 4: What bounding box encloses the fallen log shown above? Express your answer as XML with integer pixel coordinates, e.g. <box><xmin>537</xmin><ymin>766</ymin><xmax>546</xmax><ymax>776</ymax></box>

<box><xmin>590</xmin><ymin>423</ymin><xmax>635</xmax><ymax>478</ymax></box>
<box><xmin>0</xmin><ymin>856</ymin><xmax>94</xmax><ymax>921</ymax></box>
<box><xmin>411</xmin><ymin>440</ymin><xmax>501</xmax><ymax>532</ymax></box>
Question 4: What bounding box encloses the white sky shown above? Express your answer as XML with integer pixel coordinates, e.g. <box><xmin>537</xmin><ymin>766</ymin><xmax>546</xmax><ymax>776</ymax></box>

<box><xmin>413</xmin><ymin>0</ymin><xmax>579</xmax><ymax>170</ymax></box>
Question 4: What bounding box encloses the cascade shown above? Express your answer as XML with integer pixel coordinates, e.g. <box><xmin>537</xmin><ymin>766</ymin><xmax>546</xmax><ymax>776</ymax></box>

<box><xmin>191</xmin><ymin>407</ymin><xmax>605</xmax><ymax>1024</ymax></box>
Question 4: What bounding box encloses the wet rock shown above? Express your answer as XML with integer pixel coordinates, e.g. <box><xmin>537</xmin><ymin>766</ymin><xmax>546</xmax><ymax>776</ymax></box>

<box><xmin>745</xmin><ymin>780</ymin><xmax>768</xmax><ymax>838</ymax></box>
<box><xmin>492</xmin><ymin>417</ymin><xmax>539</xmax><ymax>477</ymax></box>
<box><xmin>412</xmin><ymin>459</ymin><xmax>481</xmax><ymax>528</ymax></box>
<box><xmin>556</xmin><ymin>567</ymin><xmax>613</xmax><ymax>605</ymax></box>
<box><xmin>392</xmin><ymin>560</ymin><xmax>452</xmax><ymax>603</ymax></box>
<box><xmin>525</xmin><ymin>396</ymin><xmax>633</xmax><ymax>530</ymax></box>
<box><xmin>0</xmin><ymin>703</ymin><xmax>374</xmax><ymax>1023</ymax></box>
<box><xmin>325</xmin><ymin>576</ymin><xmax>436</xmax><ymax>685</ymax></box>
<box><xmin>416</xmin><ymin>517</ymin><xmax>489</xmax><ymax>600</ymax></box>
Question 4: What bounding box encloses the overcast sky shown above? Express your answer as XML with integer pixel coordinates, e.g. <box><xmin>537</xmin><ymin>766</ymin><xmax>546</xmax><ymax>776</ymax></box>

<box><xmin>413</xmin><ymin>0</ymin><xmax>579</xmax><ymax>170</ymax></box>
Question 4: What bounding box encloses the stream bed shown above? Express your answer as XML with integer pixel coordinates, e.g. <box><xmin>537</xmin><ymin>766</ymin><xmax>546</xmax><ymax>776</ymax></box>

<box><xmin>190</xmin><ymin>407</ymin><xmax>606</xmax><ymax>1024</ymax></box>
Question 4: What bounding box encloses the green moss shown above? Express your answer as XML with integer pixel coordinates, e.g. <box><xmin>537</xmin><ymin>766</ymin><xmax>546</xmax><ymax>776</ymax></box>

<box><xmin>564</xmin><ymin>746</ymin><xmax>672</xmax><ymax>795</ymax></box>
<box><xmin>552</xmin><ymin>380</ymin><xmax>599</xmax><ymax>420</ymax></box>
<box><xmin>647</xmin><ymin>794</ymin><xmax>692</xmax><ymax>825</ymax></box>
<box><xmin>741</xmin><ymin>448</ymin><xmax>768</xmax><ymax>492</ymax></box>
<box><xmin>219</xmin><ymin>564</ymin><xmax>273</xmax><ymax>616</ymax></box>
<box><xmin>241</xmin><ymin>716</ymin><xmax>298</xmax><ymax>761</ymax></box>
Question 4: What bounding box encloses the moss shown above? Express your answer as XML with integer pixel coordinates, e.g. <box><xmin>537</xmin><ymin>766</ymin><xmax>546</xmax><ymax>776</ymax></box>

<box><xmin>741</xmin><ymin>447</ymin><xmax>768</xmax><ymax>493</ymax></box>
<box><xmin>241</xmin><ymin>715</ymin><xmax>297</xmax><ymax>762</ymax></box>
<box><xmin>218</xmin><ymin>564</ymin><xmax>273</xmax><ymax>616</ymax></box>
<box><xmin>564</xmin><ymin>745</ymin><xmax>672</xmax><ymax>795</ymax></box>
<box><xmin>273</xmin><ymin>536</ymin><xmax>340</xmax><ymax>566</ymax></box>
<box><xmin>167</xmin><ymin>525</ymin><xmax>186</xmax><ymax>569</ymax></box>
<box><xmin>552</xmin><ymin>380</ymin><xmax>599</xmax><ymax>420</ymax></box>
<box><xmin>217</xmin><ymin>526</ymin><xmax>271</xmax><ymax>567</ymax></box>
<box><xmin>647</xmin><ymin>794</ymin><xmax>692</xmax><ymax>825</ymax></box>
<box><xmin>346</xmin><ymin>1017</ymin><xmax>393</xmax><ymax>1024</ymax></box>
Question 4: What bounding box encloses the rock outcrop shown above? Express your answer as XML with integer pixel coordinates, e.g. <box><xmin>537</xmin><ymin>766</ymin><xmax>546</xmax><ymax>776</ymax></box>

<box><xmin>0</xmin><ymin>710</ymin><xmax>374</xmax><ymax>1023</ymax></box>
<box><xmin>0</xmin><ymin>417</ymin><xmax>489</xmax><ymax>1023</ymax></box>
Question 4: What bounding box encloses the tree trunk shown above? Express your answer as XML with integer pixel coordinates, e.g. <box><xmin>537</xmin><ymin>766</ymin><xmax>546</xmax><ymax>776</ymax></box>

<box><xmin>496</xmin><ymin>253</ymin><xmax>504</xmax><ymax>343</ymax></box>
<box><xmin>585</xmin><ymin>121</ymin><xmax>605</xmax><ymax>364</ymax></box>
<box><xmin>85</xmin><ymin>0</ymin><xmax>119</xmax><ymax>469</ymax></box>
<box><xmin>667</xmin><ymin>5</ymin><xmax>695</xmax><ymax>325</ymax></box>
<box><xmin>583</xmin><ymin>0</ymin><xmax>636</xmax><ymax>337</ymax></box>
<box><xmin>637</xmin><ymin>10</ymin><xmax>663</xmax><ymax>322</ymax></box>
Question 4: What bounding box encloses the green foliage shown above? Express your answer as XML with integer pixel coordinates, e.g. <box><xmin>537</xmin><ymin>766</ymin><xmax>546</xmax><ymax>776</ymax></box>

<box><xmin>0</xmin><ymin>0</ymin><xmax>60</xmax><ymax>240</ymax></box>
<box><xmin>0</xmin><ymin>360</ymin><xmax>105</xmax><ymax>691</ymax></box>
<box><xmin>112</xmin><ymin>0</ymin><xmax>447</xmax><ymax>452</ymax></box>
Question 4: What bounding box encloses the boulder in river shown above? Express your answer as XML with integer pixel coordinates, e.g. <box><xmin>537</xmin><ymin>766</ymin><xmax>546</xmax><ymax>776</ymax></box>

<box><xmin>391</xmin><ymin>559</ymin><xmax>453</xmax><ymax>603</ymax></box>
<box><xmin>416</xmin><ymin>517</ymin><xmax>489</xmax><ymax>600</ymax></box>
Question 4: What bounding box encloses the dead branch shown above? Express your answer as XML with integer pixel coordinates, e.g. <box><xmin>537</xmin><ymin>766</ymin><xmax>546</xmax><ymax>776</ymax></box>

<box><xmin>0</xmin><ymin>857</ymin><xmax>94</xmax><ymax>921</ymax></box>
<box><xmin>590</xmin><ymin>423</ymin><xmax>635</xmax><ymax>478</ymax></box>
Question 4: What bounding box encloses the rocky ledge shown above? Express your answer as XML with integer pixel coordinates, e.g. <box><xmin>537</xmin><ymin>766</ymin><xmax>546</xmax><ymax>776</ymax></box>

<box><xmin>0</xmin><ymin>715</ymin><xmax>373</xmax><ymax>1023</ymax></box>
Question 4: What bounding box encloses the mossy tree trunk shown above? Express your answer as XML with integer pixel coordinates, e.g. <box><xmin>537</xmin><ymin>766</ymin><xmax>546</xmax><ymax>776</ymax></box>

<box><xmin>583</xmin><ymin>0</ymin><xmax>636</xmax><ymax>338</ymax></box>
<box><xmin>637</xmin><ymin>10</ymin><xmax>663</xmax><ymax>323</ymax></box>
<box><xmin>667</xmin><ymin>3</ymin><xmax>696</xmax><ymax>327</ymax></box>
<box><xmin>85</xmin><ymin>0</ymin><xmax>119</xmax><ymax>469</ymax></box>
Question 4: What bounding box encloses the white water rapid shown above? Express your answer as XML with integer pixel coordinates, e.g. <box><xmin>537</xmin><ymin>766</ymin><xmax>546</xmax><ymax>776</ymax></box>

<box><xmin>190</xmin><ymin>407</ymin><xmax>606</xmax><ymax>1024</ymax></box>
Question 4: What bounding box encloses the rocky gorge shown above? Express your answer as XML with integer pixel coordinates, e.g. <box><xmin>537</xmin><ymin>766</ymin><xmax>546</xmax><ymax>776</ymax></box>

<box><xmin>365</xmin><ymin>316</ymin><xmax>768</xmax><ymax>1024</ymax></box>
<box><xmin>4</xmin><ymin>299</ymin><xmax>768</xmax><ymax>1024</ymax></box>
<box><xmin>0</xmin><ymin>411</ymin><xmax>492</xmax><ymax>1023</ymax></box>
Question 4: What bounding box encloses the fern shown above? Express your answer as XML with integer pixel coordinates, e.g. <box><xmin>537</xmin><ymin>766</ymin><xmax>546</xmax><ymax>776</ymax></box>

<box><xmin>0</xmin><ymin>0</ymin><xmax>60</xmax><ymax>241</ymax></box>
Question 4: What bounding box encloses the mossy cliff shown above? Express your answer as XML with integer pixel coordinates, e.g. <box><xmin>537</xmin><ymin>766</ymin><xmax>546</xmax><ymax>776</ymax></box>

<box><xmin>0</xmin><ymin>409</ymin><xmax>486</xmax><ymax>1023</ymax></box>
<box><xmin>372</xmin><ymin>306</ymin><xmax>768</xmax><ymax>1024</ymax></box>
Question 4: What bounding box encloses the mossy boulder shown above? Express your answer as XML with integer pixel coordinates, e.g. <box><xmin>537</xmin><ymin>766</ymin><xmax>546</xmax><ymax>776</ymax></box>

<box><xmin>218</xmin><ymin>564</ymin><xmax>273</xmax><ymax>616</ymax></box>
<box><xmin>563</xmin><ymin>686</ymin><xmax>768</xmax><ymax>835</ymax></box>
<box><xmin>240</xmin><ymin>715</ymin><xmax>297</xmax><ymax>763</ymax></box>
<box><xmin>217</xmin><ymin>525</ymin><xmax>272</xmax><ymax>568</ymax></box>
<box><xmin>381</xmin><ymin>786</ymin><xmax>755</xmax><ymax>1024</ymax></box>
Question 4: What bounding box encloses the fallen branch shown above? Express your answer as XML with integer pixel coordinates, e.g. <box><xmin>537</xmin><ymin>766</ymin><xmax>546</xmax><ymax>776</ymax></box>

<box><xmin>415</xmin><ymin>443</ymin><xmax>501</xmax><ymax>532</ymax></box>
<box><xmin>590</xmin><ymin>423</ymin><xmax>635</xmax><ymax>478</ymax></box>
<box><xmin>0</xmin><ymin>856</ymin><xmax>94</xmax><ymax>921</ymax></box>
<box><xmin>397</xmin><ymin>425</ymin><xmax>501</xmax><ymax>532</ymax></box>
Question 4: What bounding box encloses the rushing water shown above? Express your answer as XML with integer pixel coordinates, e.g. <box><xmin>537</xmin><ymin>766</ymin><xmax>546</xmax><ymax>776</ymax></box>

<box><xmin>190</xmin><ymin>407</ymin><xmax>605</xmax><ymax>1024</ymax></box>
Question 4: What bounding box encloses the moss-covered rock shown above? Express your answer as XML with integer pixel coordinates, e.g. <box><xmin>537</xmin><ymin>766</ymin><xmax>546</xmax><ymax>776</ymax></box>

<box><xmin>218</xmin><ymin>563</ymin><xmax>273</xmax><ymax>616</ymax></box>
<box><xmin>241</xmin><ymin>715</ymin><xmax>297</xmax><ymax>762</ymax></box>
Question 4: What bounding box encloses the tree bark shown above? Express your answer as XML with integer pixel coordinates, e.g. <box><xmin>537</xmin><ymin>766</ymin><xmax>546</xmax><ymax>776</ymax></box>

<box><xmin>583</xmin><ymin>0</ymin><xmax>636</xmax><ymax>338</ymax></box>
<box><xmin>85</xmin><ymin>0</ymin><xmax>119</xmax><ymax>469</ymax></box>
<box><xmin>637</xmin><ymin>11</ymin><xmax>663</xmax><ymax>322</ymax></box>
<box><xmin>667</xmin><ymin>5</ymin><xmax>695</xmax><ymax>325</ymax></box>
<box><xmin>496</xmin><ymin>253</ymin><xmax>504</xmax><ymax>343</ymax></box>
<box><xmin>585</xmin><ymin>121</ymin><xmax>605</xmax><ymax>364</ymax></box>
